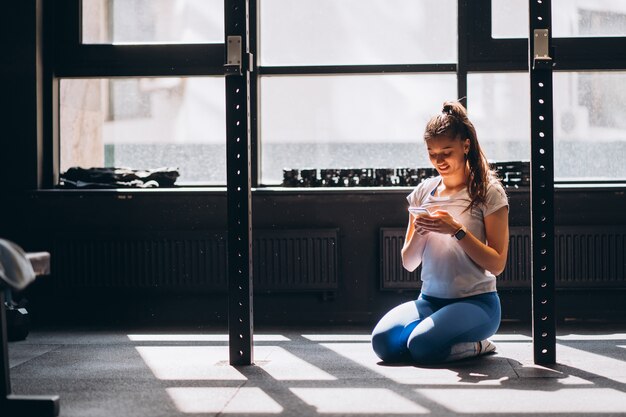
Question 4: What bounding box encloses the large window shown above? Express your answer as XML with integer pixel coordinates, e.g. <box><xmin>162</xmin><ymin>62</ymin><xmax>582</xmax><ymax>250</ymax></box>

<box><xmin>58</xmin><ymin>0</ymin><xmax>225</xmax><ymax>186</ymax></box>
<box><xmin>258</xmin><ymin>0</ymin><xmax>458</xmax><ymax>185</ymax></box>
<box><xmin>469</xmin><ymin>71</ymin><xmax>626</xmax><ymax>181</ymax></box>
<box><xmin>53</xmin><ymin>1</ymin><xmax>626</xmax><ymax>187</ymax></box>
<box><xmin>553</xmin><ymin>72</ymin><xmax>626</xmax><ymax>181</ymax></box>
<box><xmin>481</xmin><ymin>0</ymin><xmax>626</xmax><ymax>182</ymax></box>
<box><xmin>260</xmin><ymin>74</ymin><xmax>456</xmax><ymax>184</ymax></box>
<box><xmin>60</xmin><ymin>77</ymin><xmax>225</xmax><ymax>185</ymax></box>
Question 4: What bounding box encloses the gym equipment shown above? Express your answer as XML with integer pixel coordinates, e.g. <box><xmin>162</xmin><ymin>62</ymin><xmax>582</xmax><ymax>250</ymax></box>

<box><xmin>0</xmin><ymin>239</ymin><xmax>59</xmax><ymax>416</ymax></box>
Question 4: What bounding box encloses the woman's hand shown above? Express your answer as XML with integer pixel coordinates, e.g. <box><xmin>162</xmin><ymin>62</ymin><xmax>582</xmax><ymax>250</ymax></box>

<box><xmin>413</xmin><ymin>210</ymin><xmax>460</xmax><ymax>236</ymax></box>
<box><xmin>411</xmin><ymin>213</ymin><xmax>430</xmax><ymax>236</ymax></box>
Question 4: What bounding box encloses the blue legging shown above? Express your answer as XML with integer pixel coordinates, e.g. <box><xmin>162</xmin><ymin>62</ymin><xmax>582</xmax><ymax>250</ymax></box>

<box><xmin>371</xmin><ymin>292</ymin><xmax>501</xmax><ymax>364</ymax></box>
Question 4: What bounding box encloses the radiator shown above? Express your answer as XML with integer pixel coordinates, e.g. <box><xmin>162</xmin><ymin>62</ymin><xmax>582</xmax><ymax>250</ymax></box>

<box><xmin>52</xmin><ymin>231</ymin><xmax>228</xmax><ymax>290</ymax></box>
<box><xmin>379</xmin><ymin>226</ymin><xmax>626</xmax><ymax>290</ymax></box>
<box><xmin>379</xmin><ymin>228</ymin><xmax>421</xmax><ymax>290</ymax></box>
<box><xmin>51</xmin><ymin>229</ymin><xmax>339</xmax><ymax>291</ymax></box>
<box><xmin>499</xmin><ymin>227</ymin><xmax>531</xmax><ymax>288</ymax></box>
<box><xmin>555</xmin><ymin>226</ymin><xmax>626</xmax><ymax>287</ymax></box>
<box><xmin>253</xmin><ymin>229</ymin><xmax>339</xmax><ymax>291</ymax></box>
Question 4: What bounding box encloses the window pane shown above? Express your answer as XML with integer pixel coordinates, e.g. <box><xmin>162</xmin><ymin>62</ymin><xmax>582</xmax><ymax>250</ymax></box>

<box><xmin>468</xmin><ymin>73</ymin><xmax>530</xmax><ymax>164</ymax></box>
<box><xmin>60</xmin><ymin>77</ymin><xmax>226</xmax><ymax>185</ymax></box>
<box><xmin>260</xmin><ymin>74</ymin><xmax>457</xmax><ymax>185</ymax></box>
<box><xmin>260</xmin><ymin>0</ymin><xmax>457</xmax><ymax>66</ymax></box>
<box><xmin>492</xmin><ymin>0</ymin><xmax>626</xmax><ymax>38</ymax></box>
<box><xmin>491</xmin><ymin>0</ymin><xmax>528</xmax><ymax>39</ymax></box>
<box><xmin>82</xmin><ymin>0</ymin><xmax>224</xmax><ymax>44</ymax></box>
<box><xmin>554</xmin><ymin>71</ymin><xmax>626</xmax><ymax>181</ymax></box>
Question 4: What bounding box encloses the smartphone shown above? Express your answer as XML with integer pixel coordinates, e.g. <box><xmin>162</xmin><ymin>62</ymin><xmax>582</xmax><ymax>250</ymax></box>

<box><xmin>408</xmin><ymin>206</ymin><xmax>430</xmax><ymax>217</ymax></box>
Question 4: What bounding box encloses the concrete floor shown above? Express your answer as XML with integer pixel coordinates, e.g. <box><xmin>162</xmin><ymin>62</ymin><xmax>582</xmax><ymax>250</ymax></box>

<box><xmin>6</xmin><ymin>322</ymin><xmax>626</xmax><ymax>417</ymax></box>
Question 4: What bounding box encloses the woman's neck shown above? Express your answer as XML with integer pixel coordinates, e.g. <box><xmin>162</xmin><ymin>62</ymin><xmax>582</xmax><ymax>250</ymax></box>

<box><xmin>439</xmin><ymin>174</ymin><xmax>468</xmax><ymax>196</ymax></box>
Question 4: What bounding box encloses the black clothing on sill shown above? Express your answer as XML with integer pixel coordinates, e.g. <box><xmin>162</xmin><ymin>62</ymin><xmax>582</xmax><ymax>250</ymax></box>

<box><xmin>59</xmin><ymin>167</ymin><xmax>180</xmax><ymax>189</ymax></box>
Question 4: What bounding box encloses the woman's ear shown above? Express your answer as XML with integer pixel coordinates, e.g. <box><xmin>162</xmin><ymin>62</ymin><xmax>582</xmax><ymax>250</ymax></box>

<box><xmin>463</xmin><ymin>138</ymin><xmax>470</xmax><ymax>154</ymax></box>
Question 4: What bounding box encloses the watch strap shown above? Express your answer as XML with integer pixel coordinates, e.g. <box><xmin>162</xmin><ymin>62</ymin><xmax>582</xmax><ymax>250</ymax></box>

<box><xmin>453</xmin><ymin>226</ymin><xmax>467</xmax><ymax>241</ymax></box>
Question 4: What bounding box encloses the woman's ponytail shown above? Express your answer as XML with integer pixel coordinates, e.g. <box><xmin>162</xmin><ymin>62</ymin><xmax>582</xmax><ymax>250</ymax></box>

<box><xmin>424</xmin><ymin>100</ymin><xmax>496</xmax><ymax>211</ymax></box>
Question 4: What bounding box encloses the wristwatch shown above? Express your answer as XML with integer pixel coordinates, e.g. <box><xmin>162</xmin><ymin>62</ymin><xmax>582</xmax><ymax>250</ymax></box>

<box><xmin>453</xmin><ymin>225</ymin><xmax>467</xmax><ymax>241</ymax></box>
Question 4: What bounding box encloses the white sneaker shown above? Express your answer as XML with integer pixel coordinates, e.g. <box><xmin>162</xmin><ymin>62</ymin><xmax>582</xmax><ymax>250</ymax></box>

<box><xmin>478</xmin><ymin>339</ymin><xmax>497</xmax><ymax>355</ymax></box>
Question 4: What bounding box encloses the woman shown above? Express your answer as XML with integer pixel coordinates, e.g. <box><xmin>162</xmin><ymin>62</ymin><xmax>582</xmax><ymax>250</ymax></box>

<box><xmin>371</xmin><ymin>101</ymin><xmax>509</xmax><ymax>364</ymax></box>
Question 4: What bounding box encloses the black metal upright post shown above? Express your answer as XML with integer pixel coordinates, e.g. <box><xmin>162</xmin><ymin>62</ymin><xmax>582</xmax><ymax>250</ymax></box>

<box><xmin>225</xmin><ymin>0</ymin><xmax>253</xmax><ymax>366</ymax></box>
<box><xmin>0</xmin><ymin>291</ymin><xmax>11</xmax><ymax>400</ymax></box>
<box><xmin>529</xmin><ymin>0</ymin><xmax>556</xmax><ymax>365</ymax></box>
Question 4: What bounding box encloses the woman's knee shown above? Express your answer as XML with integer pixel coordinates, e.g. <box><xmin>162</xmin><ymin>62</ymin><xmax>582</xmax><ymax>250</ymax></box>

<box><xmin>371</xmin><ymin>327</ymin><xmax>407</xmax><ymax>362</ymax></box>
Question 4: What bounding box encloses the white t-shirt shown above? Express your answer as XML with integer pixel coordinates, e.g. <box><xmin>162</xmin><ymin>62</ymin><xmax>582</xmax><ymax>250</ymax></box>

<box><xmin>406</xmin><ymin>175</ymin><xmax>509</xmax><ymax>298</ymax></box>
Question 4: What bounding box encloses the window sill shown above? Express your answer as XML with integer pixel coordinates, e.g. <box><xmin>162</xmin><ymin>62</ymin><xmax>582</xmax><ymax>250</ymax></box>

<box><xmin>28</xmin><ymin>182</ymin><xmax>626</xmax><ymax>196</ymax></box>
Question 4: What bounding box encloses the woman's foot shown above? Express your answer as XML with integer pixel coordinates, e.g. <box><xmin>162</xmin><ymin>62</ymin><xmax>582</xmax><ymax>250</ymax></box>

<box><xmin>478</xmin><ymin>339</ymin><xmax>497</xmax><ymax>355</ymax></box>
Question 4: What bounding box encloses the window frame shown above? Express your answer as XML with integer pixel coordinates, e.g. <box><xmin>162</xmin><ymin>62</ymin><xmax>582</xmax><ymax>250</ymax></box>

<box><xmin>54</xmin><ymin>0</ymin><xmax>226</xmax><ymax>77</ymax></box>
<box><xmin>45</xmin><ymin>0</ymin><xmax>626</xmax><ymax>188</ymax></box>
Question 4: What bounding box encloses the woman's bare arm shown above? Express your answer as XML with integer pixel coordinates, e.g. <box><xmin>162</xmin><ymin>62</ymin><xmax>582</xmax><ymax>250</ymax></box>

<box><xmin>455</xmin><ymin>207</ymin><xmax>509</xmax><ymax>275</ymax></box>
<box><xmin>401</xmin><ymin>214</ymin><xmax>428</xmax><ymax>272</ymax></box>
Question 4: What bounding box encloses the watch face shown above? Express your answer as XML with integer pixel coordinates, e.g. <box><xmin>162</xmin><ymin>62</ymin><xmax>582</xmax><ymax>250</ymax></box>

<box><xmin>455</xmin><ymin>229</ymin><xmax>467</xmax><ymax>240</ymax></box>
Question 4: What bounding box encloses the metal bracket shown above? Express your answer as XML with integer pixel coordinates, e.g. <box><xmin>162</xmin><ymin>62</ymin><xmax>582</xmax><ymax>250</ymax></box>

<box><xmin>225</xmin><ymin>35</ymin><xmax>242</xmax><ymax>75</ymax></box>
<box><xmin>533</xmin><ymin>29</ymin><xmax>552</xmax><ymax>70</ymax></box>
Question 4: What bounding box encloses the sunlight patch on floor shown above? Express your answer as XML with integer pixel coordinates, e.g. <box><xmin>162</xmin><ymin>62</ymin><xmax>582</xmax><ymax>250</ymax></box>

<box><xmin>417</xmin><ymin>388</ymin><xmax>626</xmax><ymax>413</ymax></box>
<box><xmin>490</xmin><ymin>334</ymin><xmax>532</xmax><ymax>342</ymax></box>
<box><xmin>256</xmin><ymin>346</ymin><xmax>337</xmax><ymax>380</ymax></box>
<box><xmin>555</xmin><ymin>343</ymin><xmax>626</xmax><ymax>384</ymax></box>
<box><xmin>128</xmin><ymin>334</ymin><xmax>289</xmax><ymax>342</ymax></box>
<box><xmin>302</xmin><ymin>334</ymin><xmax>371</xmax><ymax>342</ymax></box>
<box><xmin>166</xmin><ymin>387</ymin><xmax>283</xmax><ymax>414</ymax></box>
<box><xmin>290</xmin><ymin>388</ymin><xmax>429</xmax><ymax>414</ymax></box>
<box><xmin>135</xmin><ymin>346</ymin><xmax>246</xmax><ymax>380</ymax></box>
<box><xmin>557</xmin><ymin>333</ymin><xmax>626</xmax><ymax>341</ymax></box>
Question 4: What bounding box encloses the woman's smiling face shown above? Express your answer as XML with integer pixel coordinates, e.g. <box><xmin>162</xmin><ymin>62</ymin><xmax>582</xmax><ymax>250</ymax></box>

<box><xmin>426</xmin><ymin>135</ymin><xmax>470</xmax><ymax>177</ymax></box>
